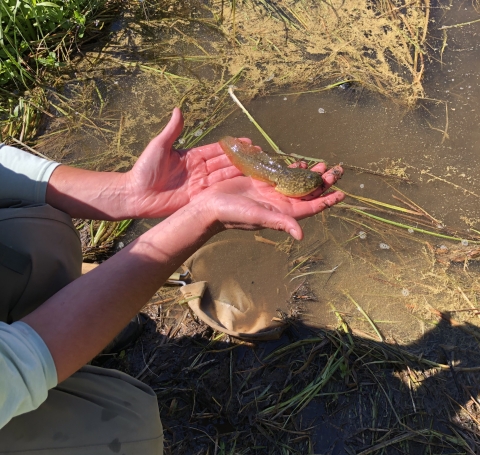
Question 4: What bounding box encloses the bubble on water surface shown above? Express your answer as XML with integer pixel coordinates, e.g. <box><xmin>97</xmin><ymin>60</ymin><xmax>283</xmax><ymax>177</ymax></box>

<box><xmin>360</xmin><ymin>184</ymin><xmax>364</xmax><ymax>189</ymax></box>
<box><xmin>402</xmin><ymin>288</ymin><xmax>410</xmax><ymax>297</ymax></box>
<box><xmin>379</xmin><ymin>243</ymin><xmax>390</xmax><ymax>250</ymax></box>
<box><xmin>283</xmin><ymin>97</ymin><xmax>287</xmax><ymax>101</ymax></box>
<box><xmin>318</xmin><ymin>108</ymin><xmax>325</xmax><ymax>114</ymax></box>
<box><xmin>461</xmin><ymin>239</ymin><xmax>469</xmax><ymax>246</ymax></box>
<box><xmin>178</xmin><ymin>138</ymin><xmax>185</xmax><ymax>145</ymax></box>
<box><xmin>408</xmin><ymin>228</ymin><xmax>414</xmax><ymax>234</ymax></box>
<box><xmin>358</xmin><ymin>231</ymin><xmax>367</xmax><ymax>240</ymax></box>
<box><xmin>194</xmin><ymin>129</ymin><xmax>203</xmax><ymax>137</ymax></box>
<box><xmin>439</xmin><ymin>244</ymin><xmax>448</xmax><ymax>251</ymax></box>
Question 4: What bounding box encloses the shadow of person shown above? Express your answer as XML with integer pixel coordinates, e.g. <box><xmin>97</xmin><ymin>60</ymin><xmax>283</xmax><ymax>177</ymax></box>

<box><xmin>94</xmin><ymin>307</ymin><xmax>480</xmax><ymax>455</ymax></box>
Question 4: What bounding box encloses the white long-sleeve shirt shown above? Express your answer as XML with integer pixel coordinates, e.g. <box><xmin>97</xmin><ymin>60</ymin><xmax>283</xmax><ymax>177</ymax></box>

<box><xmin>0</xmin><ymin>144</ymin><xmax>60</xmax><ymax>429</ymax></box>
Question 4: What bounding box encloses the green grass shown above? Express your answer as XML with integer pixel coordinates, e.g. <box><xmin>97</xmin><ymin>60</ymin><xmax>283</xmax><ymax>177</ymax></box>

<box><xmin>0</xmin><ymin>0</ymin><xmax>119</xmax><ymax>142</ymax></box>
<box><xmin>1</xmin><ymin>0</ymin><xmax>103</xmax><ymax>88</ymax></box>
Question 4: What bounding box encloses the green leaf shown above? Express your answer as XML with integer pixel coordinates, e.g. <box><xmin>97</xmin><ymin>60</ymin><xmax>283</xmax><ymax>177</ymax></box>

<box><xmin>36</xmin><ymin>2</ymin><xmax>62</xmax><ymax>7</ymax></box>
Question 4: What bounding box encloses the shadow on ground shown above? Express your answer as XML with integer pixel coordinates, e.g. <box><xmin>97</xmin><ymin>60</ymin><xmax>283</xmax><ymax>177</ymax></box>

<box><xmin>93</xmin><ymin>304</ymin><xmax>480</xmax><ymax>455</ymax></box>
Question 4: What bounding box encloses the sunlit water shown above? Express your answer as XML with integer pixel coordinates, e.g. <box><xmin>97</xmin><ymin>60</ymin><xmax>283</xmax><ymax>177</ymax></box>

<box><xmin>43</xmin><ymin>3</ymin><xmax>480</xmax><ymax>346</ymax></box>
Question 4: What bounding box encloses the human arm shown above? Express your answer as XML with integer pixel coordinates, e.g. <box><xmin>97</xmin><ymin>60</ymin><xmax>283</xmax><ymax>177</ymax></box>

<box><xmin>22</xmin><ymin>172</ymin><xmax>344</xmax><ymax>383</ymax></box>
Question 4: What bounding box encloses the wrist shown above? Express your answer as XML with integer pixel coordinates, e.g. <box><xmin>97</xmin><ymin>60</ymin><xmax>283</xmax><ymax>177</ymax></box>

<box><xmin>186</xmin><ymin>192</ymin><xmax>226</xmax><ymax>235</ymax></box>
<box><xmin>116</xmin><ymin>170</ymin><xmax>138</xmax><ymax>219</ymax></box>
<box><xmin>171</xmin><ymin>199</ymin><xmax>224</xmax><ymax>239</ymax></box>
<box><xmin>131</xmin><ymin>199</ymin><xmax>223</xmax><ymax>266</ymax></box>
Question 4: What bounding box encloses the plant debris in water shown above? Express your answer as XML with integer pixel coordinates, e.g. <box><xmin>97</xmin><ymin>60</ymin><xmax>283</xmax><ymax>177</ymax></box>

<box><xmin>29</xmin><ymin>0</ymin><xmax>431</xmax><ymax>166</ymax></box>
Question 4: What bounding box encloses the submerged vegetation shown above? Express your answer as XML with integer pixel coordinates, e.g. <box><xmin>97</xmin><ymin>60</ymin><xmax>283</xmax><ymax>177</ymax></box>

<box><xmin>2</xmin><ymin>0</ymin><xmax>431</xmax><ymax>151</ymax></box>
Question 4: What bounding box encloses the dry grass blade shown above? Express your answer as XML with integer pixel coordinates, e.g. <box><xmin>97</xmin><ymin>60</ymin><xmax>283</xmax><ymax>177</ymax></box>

<box><xmin>344</xmin><ymin>292</ymin><xmax>384</xmax><ymax>342</ymax></box>
<box><xmin>290</xmin><ymin>265</ymin><xmax>340</xmax><ymax>281</ymax></box>
<box><xmin>341</xmin><ymin>189</ymin><xmax>422</xmax><ymax>215</ymax></box>
<box><xmin>357</xmin><ymin>429</ymin><xmax>429</xmax><ymax>455</ymax></box>
<box><xmin>439</xmin><ymin>18</ymin><xmax>480</xmax><ymax>30</ymax></box>
<box><xmin>346</xmin><ymin>207</ymin><xmax>480</xmax><ymax>243</ymax></box>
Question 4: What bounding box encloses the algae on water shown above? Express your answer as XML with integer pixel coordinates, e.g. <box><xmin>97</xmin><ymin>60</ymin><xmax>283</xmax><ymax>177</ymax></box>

<box><xmin>35</xmin><ymin>0</ymin><xmax>431</xmax><ymax>165</ymax></box>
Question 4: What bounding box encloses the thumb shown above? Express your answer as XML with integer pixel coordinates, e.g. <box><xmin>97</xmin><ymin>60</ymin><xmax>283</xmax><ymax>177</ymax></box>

<box><xmin>148</xmin><ymin>107</ymin><xmax>184</xmax><ymax>152</ymax></box>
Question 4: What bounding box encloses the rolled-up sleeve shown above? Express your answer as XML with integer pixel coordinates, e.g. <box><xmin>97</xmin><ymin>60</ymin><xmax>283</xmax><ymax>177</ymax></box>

<box><xmin>0</xmin><ymin>145</ymin><xmax>60</xmax><ymax>202</ymax></box>
<box><xmin>0</xmin><ymin>321</ymin><xmax>57</xmax><ymax>430</ymax></box>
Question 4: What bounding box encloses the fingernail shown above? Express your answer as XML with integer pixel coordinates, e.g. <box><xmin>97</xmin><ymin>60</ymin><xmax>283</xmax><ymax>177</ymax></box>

<box><xmin>289</xmin><ymin>228</ymin><xmax>297</xmax><ymax>238</ymax></box>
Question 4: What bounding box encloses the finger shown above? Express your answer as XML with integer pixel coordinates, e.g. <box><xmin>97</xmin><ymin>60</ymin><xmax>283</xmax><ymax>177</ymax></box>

<box><xmin>288</xmin><ymin>162</ymin><xmax>327</xmax><ymax>176</ymax></box>
<box><xmin>207</xmin><ymin>165</ymin><xmax>243</xmax><ymax>185</ymax></box>
<box><xmin>260</xmin><ymin>211</ymin><xmax>304</xmax><ymax>240</ymax></box>
<box><xmin>205</xmin><ymin>154</ymin><xmax>237</xmax><ymax>174</ymax></box>
<box><xmin>301</xmin><ymin>165</ymin><xmax>344</xmax><ymax>199</ymax></box>
<box><xmin>310</xmin><ymin>162</ymin><xmax>327</xmax><ymax>173</ymax></box>
<box><xmin>238</xmin><ymin>137</ymin><xmax>253</xmax><ymax>145</ymax></box>
<box><xmin>292</xmin><ymin>190</ymin><xmax>345</xmax><ymax>218</ymax></box>
<box><xmin>310</xmin><ymin>190</ymin><xmax>345</xmax><ymax>214</ymax></box>
<box><xmin>147</xmin><ymin>107</ymin><xmax>184</xmax><ymax>153</ymax></box>
<box><xmin>321</xmin><ymin>165</ymin><xmax>344</xmax><ymax>187</ymax></box>
<box><xmin>288</xmin><ymin>161</ymin><xmax>308</xmax><ymax>169</ymax></box>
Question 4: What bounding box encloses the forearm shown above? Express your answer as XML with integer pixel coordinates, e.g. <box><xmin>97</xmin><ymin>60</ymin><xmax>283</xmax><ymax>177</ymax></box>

<box><xmin>21</xmin><ymin>203</ymin><xmax>220</xmax><ymax>382</ymax></box>
<box><xmin>45</xmin><ymin>165</ymin><xmax>133</xmax><ymax>220</ymax></box>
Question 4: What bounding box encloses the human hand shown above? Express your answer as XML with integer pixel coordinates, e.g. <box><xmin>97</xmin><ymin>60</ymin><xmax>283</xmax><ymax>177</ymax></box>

<box><xmin>125</xmin><ymin>108</ymin><xmax>242</xmax><ymax>218</ymax></box>
<box><xmin>193</xmin><ymin>163</ymin><xmax>344</xmax><ymax>240</ymax></box>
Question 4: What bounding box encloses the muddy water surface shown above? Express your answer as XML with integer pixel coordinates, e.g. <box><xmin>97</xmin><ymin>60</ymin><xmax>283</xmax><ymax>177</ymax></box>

<box><xmin>186</xmin><ymin>3</ymin><xmax>480</xmax><ymax>346</ymax></box>
<box><xmin>55</xmin><ymin>3</ymin><xmax>480</xmax><ymax>347</ymax></box>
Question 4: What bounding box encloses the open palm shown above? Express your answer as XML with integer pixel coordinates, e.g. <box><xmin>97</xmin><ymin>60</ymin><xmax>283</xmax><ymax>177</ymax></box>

<box><xmin>195</xmin><ymin>165</ymin><xmax>345</xmax><ymax>240</ymax></box>
<box><xmin>126</xmin><ymin>108</ymin><xmax>242</xmax><ymax>218</ymax></box>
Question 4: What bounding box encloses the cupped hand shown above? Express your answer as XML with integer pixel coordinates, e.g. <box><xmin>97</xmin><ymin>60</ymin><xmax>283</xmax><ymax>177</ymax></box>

<box><xmin>195</xmin><ymin>164</ymin><xmax>345</xmax><ymax>240</ymax></box>
<box><xmin>125</xmin><ymin>108</ymin><xmax>242</xmax><ymax>218</ymax></box>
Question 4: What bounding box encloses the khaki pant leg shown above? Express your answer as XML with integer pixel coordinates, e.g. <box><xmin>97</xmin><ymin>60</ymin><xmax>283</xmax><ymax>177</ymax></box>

<box><xmin>0</xmin><ymin>202</ymin><xmax>163</xmax><ymax>454</ymax></box>
<box><xmin>0</xmin><ymin>365</ymin><xmax>164</xmax><ymax>455</ymax></box>
<box><xmin>0</xmin><ymin>200</ymin><xmax>82</xmax><ymax>323</ymax></box>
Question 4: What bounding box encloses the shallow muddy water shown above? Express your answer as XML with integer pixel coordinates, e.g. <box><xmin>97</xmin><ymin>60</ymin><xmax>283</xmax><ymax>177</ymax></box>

<box><xmin>46</xmin><ymin>2</ymin><xmax>480</xmax><ymax>347</ymax></box>
<box><xmin>185</xmin><ymin>2</ymin><xmax>480</xmax><ymax>346</ymax></box>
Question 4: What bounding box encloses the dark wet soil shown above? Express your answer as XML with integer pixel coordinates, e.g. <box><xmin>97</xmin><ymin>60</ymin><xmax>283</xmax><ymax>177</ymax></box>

<box><xmin>90</xmin><ymin>278</ymin><xmax>480</xmax><ymax>455</ymax></box>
